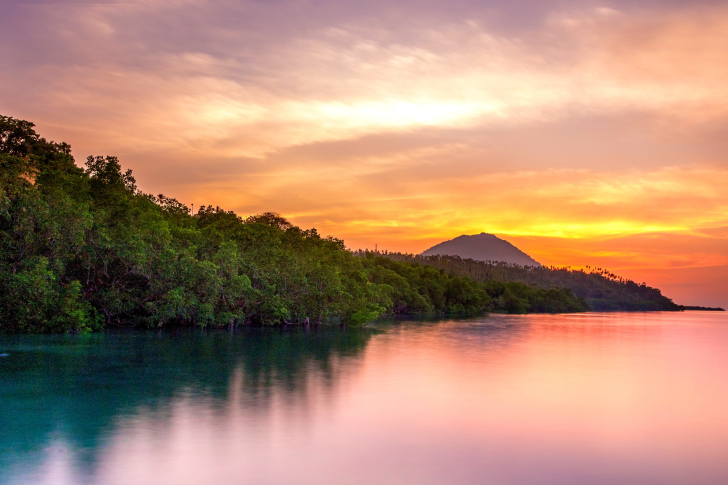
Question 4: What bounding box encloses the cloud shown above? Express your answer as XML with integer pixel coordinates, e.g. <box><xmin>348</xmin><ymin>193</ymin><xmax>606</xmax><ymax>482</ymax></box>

<box><xmin>5</xmin><ymin>3</ymin><xmax>728</xmax><ymax>157</ymax></box>
<box><xmin>166</xmin><ymin>161</ymin><xmax>727</xmax><ymax>250</ymax></box>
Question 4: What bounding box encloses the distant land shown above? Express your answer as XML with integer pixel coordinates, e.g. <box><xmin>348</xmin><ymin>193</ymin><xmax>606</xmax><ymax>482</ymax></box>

<box><xmin>422</xmin><ymin>233</ymin><xmax>541</xmax><ymax>267</ymax></box>
<box><xmin>419</xmin><ymin>233</ymin><xmax>724</xmax><ymax>311</ymax></box>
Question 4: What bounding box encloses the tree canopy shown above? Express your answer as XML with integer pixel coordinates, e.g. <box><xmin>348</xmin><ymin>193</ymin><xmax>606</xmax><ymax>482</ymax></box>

<box><xmin>376</xmin><ymin>252</ymin><xmax>681</xmax><ymax>312</ymax></box>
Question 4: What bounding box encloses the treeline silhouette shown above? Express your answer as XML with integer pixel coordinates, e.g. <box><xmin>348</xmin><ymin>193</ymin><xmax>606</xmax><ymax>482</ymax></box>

<box><xmin>1</xmin><ymin>115</ymin><xmax>589</xmax><ymax>333</ymax></box>
<box><xmin>368</xmin><ymin>251</ymin><xmax>681</xmax><ymax>312</ymax></box>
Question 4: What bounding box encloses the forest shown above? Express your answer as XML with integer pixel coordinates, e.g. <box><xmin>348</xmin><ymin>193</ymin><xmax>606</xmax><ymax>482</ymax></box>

<box><xmin>2</xmin><ymin>115</ymin><xmax>679</xmax><ymax>333</ymax></box>
<box><xmin>378</xmin><ymin>252</ymin><xmax>681</xmax><ymax>311</ymax></box>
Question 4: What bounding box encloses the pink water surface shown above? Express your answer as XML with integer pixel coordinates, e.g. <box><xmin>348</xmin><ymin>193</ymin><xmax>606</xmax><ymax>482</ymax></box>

<box><xmin>10</xmin><ymin>311</ymin><xmax>728</xmax><ymax>485</ymax></box>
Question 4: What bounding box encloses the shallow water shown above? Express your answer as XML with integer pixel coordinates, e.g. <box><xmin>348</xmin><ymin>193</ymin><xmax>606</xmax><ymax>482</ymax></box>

<box><xmin>2</xmin><ymin>312</ymin><xmax>728</xmax><ymax>485</ymax></box>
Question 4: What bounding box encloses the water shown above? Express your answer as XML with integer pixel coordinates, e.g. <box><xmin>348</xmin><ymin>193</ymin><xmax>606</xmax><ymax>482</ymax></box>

<box><xmin>2</xmin><ymin>312</ymin><xmax>728</xmax><ymax>485</ymax></box>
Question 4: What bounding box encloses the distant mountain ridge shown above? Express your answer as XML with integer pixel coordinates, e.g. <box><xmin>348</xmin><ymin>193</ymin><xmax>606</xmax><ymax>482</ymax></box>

<box><xmin>422</xmin><ymin>233</ymin><xmax>541</xmax><ymax>267</ymax></box>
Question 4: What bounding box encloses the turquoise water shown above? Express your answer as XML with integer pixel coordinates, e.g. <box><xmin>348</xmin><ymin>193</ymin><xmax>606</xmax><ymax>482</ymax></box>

<box><xmin>2</xmin><ymin>312</ymin><xmax>728</xmax><ymax>484</ymax></box>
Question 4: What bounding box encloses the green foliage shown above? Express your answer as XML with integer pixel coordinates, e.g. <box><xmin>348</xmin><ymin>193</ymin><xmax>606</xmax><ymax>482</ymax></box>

<box><xmin>349</xmin><ymin>304</ymin><xmax>387</xmax><ymax>326</ymax></box>
<box><xmin>377</xmin><ymin>252</ymin><xmax>679</xmax><ymax>312</ymax></box>
<box><xmin>0</xmin><ymin>258</ymin><xmax>100</xmax><ymax>333</ymax></box>
<box><xmin>358</xmin><ymin>254</ymin><xmax>586</xmax><ymax>315</ymax></box>
<box><xmin>360</xmin><ymin>255</ymin><xmax>493</xmax><ymax>314</ymax></box>
<box><xmin>483</xmin><ymin>280</ymin><xmax>586</xmax><ymax>313</ymax></box>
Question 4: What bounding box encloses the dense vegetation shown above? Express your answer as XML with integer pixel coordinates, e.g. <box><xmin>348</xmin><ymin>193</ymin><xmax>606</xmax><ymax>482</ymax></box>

<box><xmin>358</xmin><ymin>254</ymin><xmax>586</xmax><ymax>315</ymax></box>
<box><xmin>0</xmin><ymin>115</ymin><xmax>589</xmax><ymax>333</ymax></box>
<box><xmin>378</xmin><ymin>252</ymin><xmax>681</xmax><ymax>311</ymax></box>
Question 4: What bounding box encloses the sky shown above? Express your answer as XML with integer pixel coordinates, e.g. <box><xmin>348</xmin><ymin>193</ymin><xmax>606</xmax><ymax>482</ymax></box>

<box><xmin>2</xmin><ymin>0</ymin><xmax>727</xmax><ymax>308</ymax></box>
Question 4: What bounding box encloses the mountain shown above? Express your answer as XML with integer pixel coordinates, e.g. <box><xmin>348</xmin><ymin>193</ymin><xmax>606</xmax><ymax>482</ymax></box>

<box><xmin>422</xmin><ymin>233</ymin><xmax>541</xmax><ymax>267</ymax></box>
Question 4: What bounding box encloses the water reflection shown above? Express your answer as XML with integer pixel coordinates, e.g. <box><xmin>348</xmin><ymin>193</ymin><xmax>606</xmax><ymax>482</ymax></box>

<box><xmin>0</xmin><ymin>327</ymin><xmax>375</xmax><ymax>483</ymax></box>
<box><xmin>2</xmin><ymin>313</ymin><xmax>728</xmax><ymax>485</ymax></box>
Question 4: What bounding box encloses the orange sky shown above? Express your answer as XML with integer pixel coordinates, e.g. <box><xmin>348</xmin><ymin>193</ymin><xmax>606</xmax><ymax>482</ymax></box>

<box><xmin>1</xmin><ymin>1</ymin><xmax>727</xmax><ymax>307</ymax></box>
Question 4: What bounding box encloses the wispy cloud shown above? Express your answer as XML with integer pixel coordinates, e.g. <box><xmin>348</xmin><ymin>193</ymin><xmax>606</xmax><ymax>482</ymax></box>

<box><xmin>5</xmin><ymin>4</ymin><xmax>728</xmax><ymax>153</ymax></box>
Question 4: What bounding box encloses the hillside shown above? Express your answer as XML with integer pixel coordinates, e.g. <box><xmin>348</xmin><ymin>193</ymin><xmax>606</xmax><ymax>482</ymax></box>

<box><xmin>422</xmin><ymin>233</ymin><xmax>541</xmax><ymax>266</ymax></box>
<box><xmin>382</xmin><ymin>252</ymin><xmax>681</xmax><ymax>312</ymax></box>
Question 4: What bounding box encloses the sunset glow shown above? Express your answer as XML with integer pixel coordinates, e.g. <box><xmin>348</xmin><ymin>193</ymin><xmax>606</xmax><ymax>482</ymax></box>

<box><xmin>2</xmin><ymin>0</ymin><xmax>727</xmax><ymax>307</ymax></box>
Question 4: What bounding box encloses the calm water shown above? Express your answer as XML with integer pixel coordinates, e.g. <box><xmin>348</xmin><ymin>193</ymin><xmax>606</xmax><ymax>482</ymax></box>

<box><xmin>2</xmin><ymin>312</ymin><xmax>728</xmax><ymax>485</ymax></box>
